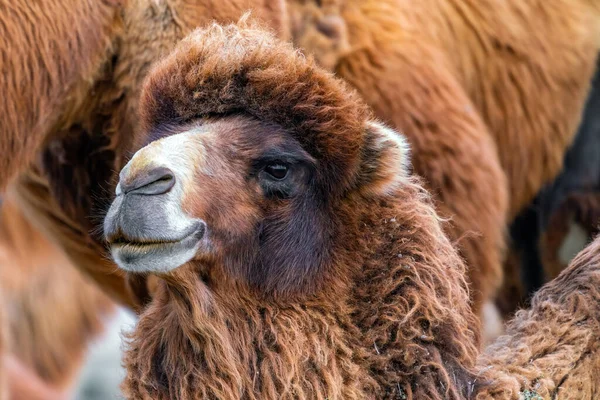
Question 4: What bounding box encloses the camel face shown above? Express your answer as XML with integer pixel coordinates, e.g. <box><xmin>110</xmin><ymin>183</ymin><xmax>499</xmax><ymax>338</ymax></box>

<box><xmin>104</xmin><ymin>116</ymin><xmax>324</xmax><ymax>288</ymax></box>
<box><xmin>104</xmin><ymin>21</ymin><xmax>412</xmax><ymax>302</ymax></box>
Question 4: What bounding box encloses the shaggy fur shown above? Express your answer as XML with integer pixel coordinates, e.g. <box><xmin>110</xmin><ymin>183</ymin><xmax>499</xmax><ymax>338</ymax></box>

<box><xmin>120</xmin><ymin>23</ymin><xmax>480</xmax><ymax>399</ymax></box>
<box><xmin>0</xmin><ymin>194</ymin><xmax>115</xmax><ymax>392</ymax></box>
<box><xmin>476</xmin><ymin>234</ymin><xmax>600</xmax><ymax>399</ymax></box>
<box><xmin>287</xmin><ymin>0</ymin><xmax>600</xmax><ymax>315</ymax></box>
<box><xmin>7</xmin><ymin>0</ymin><xmax>289</xmax><ymax>308</ymax></box>
<box><xmin>0</xmin><ymin>0</ymin><xmax>122</xmax><ymax>190</ymax></box>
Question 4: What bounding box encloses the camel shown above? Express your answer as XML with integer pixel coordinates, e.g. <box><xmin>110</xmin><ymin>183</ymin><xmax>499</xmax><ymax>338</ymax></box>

<box><xmin>286</xmin><ymin>0</ymin><xmax>600</xmax><ymax>318</ymax></box>
<box><xmin>107</xmin><ymin>22</ymin><xmax>479</xmax><ymax>398</ymax></box>
<box><xmin>104</xmin><ymin>22</ymin><xmax>600</xmax><ymax>399</ymax></box>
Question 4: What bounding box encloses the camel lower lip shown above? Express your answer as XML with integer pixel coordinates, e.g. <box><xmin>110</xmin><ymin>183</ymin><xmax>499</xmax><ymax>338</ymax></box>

<box><xmin>108</xmin><ymin>221</ymin><xmax>204</xmax><ymax>250</ymax></box>
<box><xmin>109</xmin><ymin>224</ymin><xmax>205</xmax><ymax>273</ymax></box>
<box><xmin>110</xmin><ymin>230</ymin><xmax>199</xmax><ymax>255</ymax></box>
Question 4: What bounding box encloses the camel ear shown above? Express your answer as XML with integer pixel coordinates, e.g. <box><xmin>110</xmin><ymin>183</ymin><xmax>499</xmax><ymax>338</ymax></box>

<box><xmin>359</xmin><ymin>120</ymin><xmax>411</xmax><ymax>195</ymax></box>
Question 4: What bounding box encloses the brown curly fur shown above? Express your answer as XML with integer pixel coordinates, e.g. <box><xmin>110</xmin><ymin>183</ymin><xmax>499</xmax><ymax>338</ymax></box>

<box><xmin>475</xmin><ymin>234</ymin><xmax>600</xmax><ymax>399</ymax></box>
<box><xmin>120</xmin><ymin>22</ymin><xmax>481</xmax><ymax>399</ymax></box>
<box><xmin>0</xmin><ymin>194</ymin><xmax>115</xmax><ymax>392</ymax></box>
<box><xmin>5</xmin><ymin>0</ymin><xmax>289</xmax><ymax>309</ymax></box>
<box><xmin>287</xmin><ymin>0</ymin><xmax>600</xmax><ymax>316</ymax></box>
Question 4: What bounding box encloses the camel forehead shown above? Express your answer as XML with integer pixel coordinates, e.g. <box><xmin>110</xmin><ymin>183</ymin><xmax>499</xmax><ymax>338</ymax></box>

<box><xmin>135</xmin><ymin>128</ymin><xmax>209</xmax><ymax>163</ymax></box>
<box><xmin>126</xmin><ymin>128</ymin><xmax>210</xmax><ymax>179</ymax></box>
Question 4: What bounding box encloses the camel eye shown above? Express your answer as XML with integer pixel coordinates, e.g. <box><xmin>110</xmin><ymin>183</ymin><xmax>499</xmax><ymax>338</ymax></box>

<box><xmin>264</xmin><ymin>163</ymin><xmax>289</xmax><ymax>180</ymax></box>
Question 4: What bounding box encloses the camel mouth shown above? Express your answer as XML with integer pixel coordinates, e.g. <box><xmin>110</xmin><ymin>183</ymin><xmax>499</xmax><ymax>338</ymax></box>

<box><xmin>108</xmin><ymin>222</ymin><xmax>206</xmax><ymax>274</ymax></box>
<box><xmin>111</xmin><ymin>237</ymin><xmax>189</xmax><ymax>251</ymax></box>
<box><xmin>106</xmin><ymin>221</ymin><xmax>205</xmax><ymax>247</ymax></box>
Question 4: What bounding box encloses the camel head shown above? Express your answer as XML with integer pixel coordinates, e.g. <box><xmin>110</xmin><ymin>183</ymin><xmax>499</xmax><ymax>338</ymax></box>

<box><xmin>103</xmin><ymin>22</ymin><xmax>410</xmax><ymax>298</ymax></box>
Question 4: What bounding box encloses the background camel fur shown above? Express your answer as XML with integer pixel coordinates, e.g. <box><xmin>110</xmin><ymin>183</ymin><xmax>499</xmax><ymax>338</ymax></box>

<box><xmin>0</xmin><ymin>0</ymin><xmax>122</xmax><ymax>191</ymax></box>
<box><xmin>5</xmin><ymin>0</ymin><xmax>289</xmax><ymax>309</ymax></box>
<box><xmin>286</xmin><ymin>0</ymin><xmax>600</xmax><ymax>319</ymax></box>
<box><xmin>115</xmin><ymin>22</ymin><xmax>481</xmax><ymax>399</ymax></box>
<box><xmin>0</xmin><ymin>194</ymin><xmax>115</xmax><ymax>396</ymax></box>
<box><xmin>1</xmin><ymin>355</ymin><xmax>67</xmax><ymax>400</ymax></box>
<box><xmin>500</xmin><ymin>60</ymin><xmax>600</xmax><ymax>315</ymax></box>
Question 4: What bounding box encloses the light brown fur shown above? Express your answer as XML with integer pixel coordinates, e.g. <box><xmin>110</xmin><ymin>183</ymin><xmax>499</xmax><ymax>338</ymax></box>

<box><xmin>2</xmin><ymin>354</ymin><xmax>66</xmax><ymax>400</ymax></box>
<box><xmin>0</xmin><ymin>0</ymin><xmax>122</xmax><ymax>191</ymax></box>
<box><xmin>0</xmin><ymin>194</ymin><xmax>115</xmax><ymax>393</ymax></box>
<box><xmin>287</xmin><ymin>0</ymin><xmax>600</xmax><ymax>316</ymax></box>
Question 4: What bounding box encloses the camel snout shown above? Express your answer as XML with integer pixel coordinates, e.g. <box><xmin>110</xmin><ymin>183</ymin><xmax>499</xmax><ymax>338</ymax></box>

<box><xmin>104</xmin><ymin>158</ymin><xmax>205</xmax><ymax>274</ymax></box>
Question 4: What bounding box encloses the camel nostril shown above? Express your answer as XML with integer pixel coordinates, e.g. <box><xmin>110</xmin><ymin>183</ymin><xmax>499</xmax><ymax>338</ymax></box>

<box><xmin>120</xmin><ymin>166</ymin><xmax>176</xmax><ymax>196</ymax></box>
